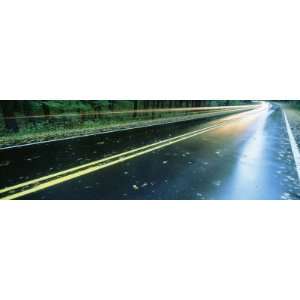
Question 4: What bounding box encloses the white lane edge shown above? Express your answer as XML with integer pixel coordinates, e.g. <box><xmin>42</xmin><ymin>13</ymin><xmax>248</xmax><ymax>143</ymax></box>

<box><xmin>283</xmin><ymin>111</ymin><xmax>300</xmax><ymax>182</ymax></box>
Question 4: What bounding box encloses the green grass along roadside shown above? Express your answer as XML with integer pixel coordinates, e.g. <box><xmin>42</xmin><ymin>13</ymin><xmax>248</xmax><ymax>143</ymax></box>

<box><xmin>0</xmin><ymin>108</ymin><xmax>253</xmax><ymax>149</ymax></box>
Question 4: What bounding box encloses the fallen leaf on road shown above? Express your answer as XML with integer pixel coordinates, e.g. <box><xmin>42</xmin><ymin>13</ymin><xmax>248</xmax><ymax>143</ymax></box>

<box><xmin>213</xmin><ymin>180</ymin><xmax>221</xmax><ymax>187</ymax></box>
<box><xmin>0</xmin><ymin>160</ymin><xmax>10</xmax><ymax>167</ymax></box>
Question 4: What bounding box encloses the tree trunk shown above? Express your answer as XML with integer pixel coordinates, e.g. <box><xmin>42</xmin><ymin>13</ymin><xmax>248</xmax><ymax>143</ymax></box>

<box><xmin>143</xmin><ymin>101</ymin><xmax>149</xmax><ymax>118</ymax></box>
<box><xmin>151</xmin><ymin>101</ymin><xmax>155</xmax><ymax>119</ymax></box>
<box><xmin>42</xmin><ymin>101</ymin><xmax>50</xmax><ymax>117</ymax></box>
<box><xmin>133</xmin><ymin>101</ymin><xmax>138</xmax><ymax>118</ymax></box>
<box><xmin>22</xmin><ymin>101</ymin><xmax>36</xmax><ymax>124</ymax></box>
<box><xmin>78</xmin><ymin>109</ymin><xmax>85</xmax><ymax>123</ymax></box>
<box><xmin>89</xmin><ymin>101</ymin><xmax>102</xmax><ymax>119</ymax></box>
<box><xmin>143</xmin><ymin>100</ymin><xmax>148</xmax><ymax>110</ymax></box>
<box><xmin>109</xmin><ymin>100</ymin><xmax>115</xmax><ymax>111</ymax></box>
<box><xmin>0</xmin><ymin>101</ymin><xmax>19</xmax><ymax>132</ymax></box>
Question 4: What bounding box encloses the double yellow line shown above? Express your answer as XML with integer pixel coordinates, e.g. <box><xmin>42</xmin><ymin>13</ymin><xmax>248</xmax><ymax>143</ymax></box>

<box><xmin>0</xmin><ymin>106</ymin><xmax>262</xmax><ymax>200</ymax></box>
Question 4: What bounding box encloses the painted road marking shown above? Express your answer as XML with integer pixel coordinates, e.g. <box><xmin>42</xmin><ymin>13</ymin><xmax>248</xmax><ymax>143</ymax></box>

<box><xmin>283</xmin><ymin>111</ymin><xmax>300</xmax><ymax>182</ymax></box>
<box><xmin>0</xmin><ymin>105</ymin><xmax>266</xmax><ymax>200</ymax></box>
<box><xmin>0</xmin><ymin>126</ymin><xmax>222</xmax><ymax>200</ymax></box>
<box><xmin>0</xmin><ymin>123</ymin><xmax>226</xmax><ymax>199</ymax></box>
<box><xmin>0</xmin><ymin>123</ymin><xmax>226</xmax><ymax>194</ymax></box>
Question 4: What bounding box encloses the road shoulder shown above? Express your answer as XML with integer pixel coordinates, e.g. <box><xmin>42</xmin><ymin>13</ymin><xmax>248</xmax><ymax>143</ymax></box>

<box><xmin>282</xmin><ymin>104</ymin><xmax>300</xmax><ymax>148</ymax></box>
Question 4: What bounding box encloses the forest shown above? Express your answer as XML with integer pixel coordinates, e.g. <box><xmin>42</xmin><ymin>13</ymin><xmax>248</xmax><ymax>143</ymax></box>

<box><xmin>0</xmin><ymin>100</ymin><xmax>252</xmax><ymax>131</ymax></box>
<box><xmin>0</xmin><ymin>100</ymin><xmax>252</xmax><ymax>147</ymax></box>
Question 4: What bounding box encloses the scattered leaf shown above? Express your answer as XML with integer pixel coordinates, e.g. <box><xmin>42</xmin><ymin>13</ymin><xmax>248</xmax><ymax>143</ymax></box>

<box><xmin>0</xmin><ymin>160</ymin><xmax>10</xmax><ymax>167</ymax></box>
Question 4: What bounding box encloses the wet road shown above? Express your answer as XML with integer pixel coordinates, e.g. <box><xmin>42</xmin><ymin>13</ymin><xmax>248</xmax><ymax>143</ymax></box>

<box><xmin>1</xmin><ymin>103</ymin><xmax>300</xmax><ymax>200</ymax></box>
<box><xmin>0</xmin><ymin>108</ymin><xmax>254</xmax><ymax>189</ymax></box>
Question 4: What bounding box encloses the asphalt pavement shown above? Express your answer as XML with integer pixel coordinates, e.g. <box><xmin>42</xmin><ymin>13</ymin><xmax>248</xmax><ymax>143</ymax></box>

<box><xmin>1</xmin><ymin>103</ymin><xmax>299</xmax><ymax>200</ymax></box>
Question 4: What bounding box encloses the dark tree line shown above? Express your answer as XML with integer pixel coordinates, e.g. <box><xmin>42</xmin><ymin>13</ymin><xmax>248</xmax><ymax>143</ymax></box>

<box><xmin>0</xmin><ymin>100</ymin><xmax>44</xmax><ymax>131</ymax></box>
<box><xmin>0</xmin><ymin>100</ymin><xmax>252</xmax><ymax>132</ymax></box>
<box><xmin>0</xmin><ymin>101</ymin><xmax>19</xmax><ymax>132</ymax></box>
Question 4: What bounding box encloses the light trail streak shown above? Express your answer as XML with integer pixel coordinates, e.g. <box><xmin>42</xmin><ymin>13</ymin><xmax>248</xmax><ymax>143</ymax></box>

<box><xmin>0</xmin><ymin>104</ymin><xmax>266</xmax><ymax>200</ymax></box>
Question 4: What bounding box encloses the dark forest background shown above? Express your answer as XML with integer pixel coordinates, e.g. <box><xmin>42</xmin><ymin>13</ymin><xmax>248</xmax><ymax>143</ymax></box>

<box><xmin>0</xmin><ymin>100</ymin><xmax>252</xmax><ymax>133</ymax></box>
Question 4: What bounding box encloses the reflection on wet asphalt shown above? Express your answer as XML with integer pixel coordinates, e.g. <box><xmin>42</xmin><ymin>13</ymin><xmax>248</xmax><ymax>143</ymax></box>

<box><xmin>0</xmin><ymin>111</ymin><xmax>249</xmax><ymax>188</ymax></box>
<box><xmin>1</xmin><ymin>103</ymin><xmax>300</xmax><ymax>199</ymax></box>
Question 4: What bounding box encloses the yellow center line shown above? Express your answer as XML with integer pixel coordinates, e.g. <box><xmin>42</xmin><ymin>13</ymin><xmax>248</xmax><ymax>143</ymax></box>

<box><xmin>0</xmin><ymin>122</ymin><xmax>225</xmax><ymax>194</ymax></box>
<box><xmin>2</xmin><ymin>126</ymin><xmax>222</xmax><ymax>200</ymax></box>
<box><xmin>0</xmin><ymin>105</ymin><xmax>264</xmax><ymax>200</ymax></box>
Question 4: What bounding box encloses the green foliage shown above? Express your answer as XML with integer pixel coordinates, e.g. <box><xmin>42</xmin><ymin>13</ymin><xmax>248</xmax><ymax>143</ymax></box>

<box><xmin>0</xmin><ymin>100</ymin><xmax>255</xmax><ymax>147</ymax></box>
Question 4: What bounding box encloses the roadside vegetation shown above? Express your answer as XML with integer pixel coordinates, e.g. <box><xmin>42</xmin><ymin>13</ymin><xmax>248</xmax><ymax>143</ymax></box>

<box><xmin>0</xmin><ymin>100</ymin><xmax>252</xmax><ymax>147</ymax></box>
<box><xmin>282</xmin><ymin>100</ymin><xmax>300</xmax><ymax>107</ymax></box>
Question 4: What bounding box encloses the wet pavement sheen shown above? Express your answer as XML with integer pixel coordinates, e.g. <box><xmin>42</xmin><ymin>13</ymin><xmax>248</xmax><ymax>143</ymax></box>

<box><xmin>1</xmin><ymin>104</ymin><xmax>300</xmax><ymax>199</ymax></box>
